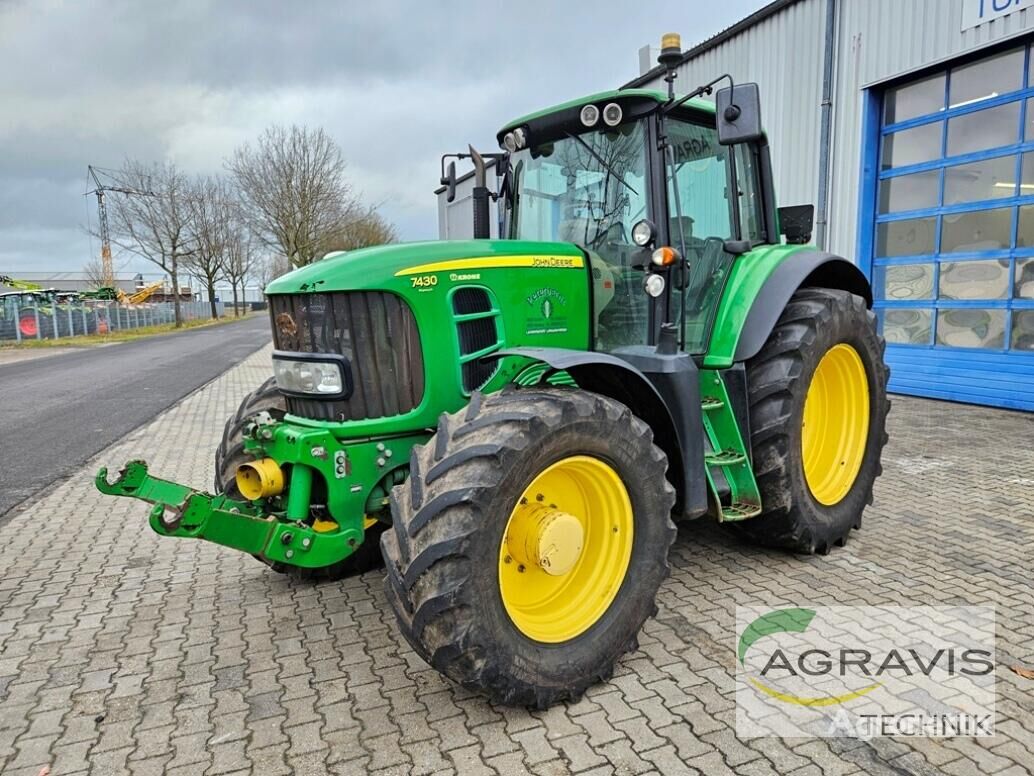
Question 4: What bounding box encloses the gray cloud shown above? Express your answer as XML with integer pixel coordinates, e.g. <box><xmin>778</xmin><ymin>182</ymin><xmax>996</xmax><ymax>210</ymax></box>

<box><xmin>0</xmin><ymin>0</ymin><xmax>765</xmax><ymax>276</ymax></box>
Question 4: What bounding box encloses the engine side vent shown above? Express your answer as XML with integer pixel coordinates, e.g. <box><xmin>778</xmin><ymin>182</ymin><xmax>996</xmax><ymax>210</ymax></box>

<box><xmin>452</xmin><ymin>287</ymin><xmax>494</xmax><ymax>315</ymax></box>
<box><xmin>451</xmin><ymin>287</ymin><xmax>502</xmax><ymax>393</ymax></box>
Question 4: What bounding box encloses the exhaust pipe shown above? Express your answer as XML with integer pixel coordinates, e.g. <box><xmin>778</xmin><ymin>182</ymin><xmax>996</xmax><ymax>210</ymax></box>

<box><xmin>469</xmin><ymin>145</ymin><xmax>491</xmax><ymax>239</ymax></box>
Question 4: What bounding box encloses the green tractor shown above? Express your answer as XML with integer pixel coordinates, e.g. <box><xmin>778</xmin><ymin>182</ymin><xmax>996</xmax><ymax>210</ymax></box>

<box><xmin>96</xmin><ymin>36</ymin><xmax>888</xmax><ymax>707</ymax></box>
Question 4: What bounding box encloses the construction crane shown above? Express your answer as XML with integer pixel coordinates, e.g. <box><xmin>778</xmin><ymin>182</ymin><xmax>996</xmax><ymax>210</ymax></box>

<box><xmin>86</xmin><ymin>166</ymin><xmax>154</xmax><ymax>288</ymax></box>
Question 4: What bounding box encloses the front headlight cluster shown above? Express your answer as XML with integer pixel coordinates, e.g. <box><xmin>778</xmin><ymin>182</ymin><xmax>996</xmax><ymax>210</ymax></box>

<box><xmin>581</xmin><ymin>102</ymin><xmax>623</xmax><ymax>128</ymax></box>
<box><xmin>502</xmin><ymin>127</ymin><xmax>528</xmax><ymax>152</ymax></box>
<box><xmin>272</xmin><ymin>354</ymin><xmax>348</xmax><ymax>397</ymax></box>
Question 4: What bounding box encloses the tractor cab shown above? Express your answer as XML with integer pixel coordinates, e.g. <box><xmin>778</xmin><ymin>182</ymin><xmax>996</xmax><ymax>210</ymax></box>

<box><xmin>497</xmin><ymin>87</ymin><xmax>766</xmax><ymax>354</ymax></box>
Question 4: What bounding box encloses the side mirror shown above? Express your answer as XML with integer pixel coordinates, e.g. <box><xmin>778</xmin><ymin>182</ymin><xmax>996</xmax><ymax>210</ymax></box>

<box><xmin>440</xmin><ymin>161</ymin><xmax>457</xmax><ymax>203</ymax></box>
<box><xmin>715</xmin><ymin>82</ymin><xmax>763</xmax><ymax>146</ymax></box>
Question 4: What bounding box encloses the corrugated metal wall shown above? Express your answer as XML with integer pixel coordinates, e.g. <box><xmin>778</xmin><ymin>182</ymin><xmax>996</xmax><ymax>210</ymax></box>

<box><xmin>649</xmin><ymin>0</ymin><xmax>829</xmax><ymax>228</ymax></box>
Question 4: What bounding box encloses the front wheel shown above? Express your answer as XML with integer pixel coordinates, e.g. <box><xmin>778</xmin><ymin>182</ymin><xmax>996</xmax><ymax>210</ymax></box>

<box><xmin>381</xmin><ymin>387</ymin><xmax>676</xmax><ymax>708</ymax></box>
<box><xmin>737</xmin><ymin>288</ymin><xmax>889</xmax><ymax>554</ymax></box>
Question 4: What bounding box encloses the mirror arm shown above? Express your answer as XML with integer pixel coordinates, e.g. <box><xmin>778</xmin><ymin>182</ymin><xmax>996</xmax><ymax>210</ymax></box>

<box><xmin>663</xmin><ymin>73</ymin><xmax>734</xmax><ymax>115</ymax></box>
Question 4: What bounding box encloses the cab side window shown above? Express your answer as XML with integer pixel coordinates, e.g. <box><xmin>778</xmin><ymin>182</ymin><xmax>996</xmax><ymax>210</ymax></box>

<box><xmin>666</xmin><ymin>120</ymin><xmax>731</xmax><ymax>243</ymax></box>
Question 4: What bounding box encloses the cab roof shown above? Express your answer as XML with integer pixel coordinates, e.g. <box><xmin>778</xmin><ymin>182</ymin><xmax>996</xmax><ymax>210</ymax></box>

<box><xmin>497</xmin><ymin>88</ymin><xmax>716</xmax><ymax>137</ymax></box>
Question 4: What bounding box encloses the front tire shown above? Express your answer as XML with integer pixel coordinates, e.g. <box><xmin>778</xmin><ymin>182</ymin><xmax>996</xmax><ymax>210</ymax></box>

<box><xmin>737</xmin><ymin>288</ymin><xmax>889</xmax><ymax>554</ymax></box>
<box><xmin>381</xmin><ymin>387</ymin><xmax>676</xmax><ymax>708</ymax></box>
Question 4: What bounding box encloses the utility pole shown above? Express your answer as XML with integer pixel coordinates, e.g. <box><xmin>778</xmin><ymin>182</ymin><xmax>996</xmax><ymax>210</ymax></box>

<box><xmin>86</xmin><ymin>166</ymin><xmax>154</xmax><ymax>288</ymax></box>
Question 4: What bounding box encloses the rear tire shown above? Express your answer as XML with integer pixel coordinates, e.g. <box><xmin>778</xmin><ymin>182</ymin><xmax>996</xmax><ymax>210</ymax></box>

<box><xmin>18</xmin><ymin>309</ymin><xmax>52</xmax><ymax>339</ymax></box>
<box><xmin>381</xmin><ymin>387</ymin><xmax>676</xmax><ymax>708</ymax></box>
<box><xmin>737</xmin><ymin>288</ymin><xmax>889</xmax><ymax>554</ymax></box>
<box><xmin>214</xmin><ymin>377</ymin><xmax>384</xmax><ymax>581</ymax></box>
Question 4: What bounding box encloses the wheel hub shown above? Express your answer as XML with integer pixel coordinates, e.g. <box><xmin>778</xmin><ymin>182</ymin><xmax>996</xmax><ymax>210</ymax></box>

<box><xmin>506</xmin><ymin>504</ymin><xmax>584</xmax><ymax>576</ymax></box>
<box><xmin>498</xmin><ymin>455</ymin><xmax>634</xmax><ymax>644</ymax></box>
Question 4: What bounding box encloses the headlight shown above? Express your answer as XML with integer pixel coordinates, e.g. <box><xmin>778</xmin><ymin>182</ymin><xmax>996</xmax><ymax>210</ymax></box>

<box><xmin>602</xmin><ymin>102</ymin><xmax>623</xmax><ymax>127</ymax></box>
<box><xmin>513</xmin><ymin>127</ymin><xmax>527</xmax><ymax>148</ymax></box>
<box><xmin>272</xmin><ymin>353</ymin><xmax>350</xmax><ymax>398</ymax></box>
<box><xmin>580</xmin><ymin>104</ymin><xmax>600</xmax><ymax>127</ymax></box>
<box><xmin>644</xmin><ymin>274</ymin><xmax>666</xmax><ymax>298</ymax></box>
<box><xmin>503</xmin><ymin>132</ymin><xmax>518</xmax><ymax>153</ymax></box>
<box><xmin>631</xmin><ymin>219</ymin><xmax>656</xmax><ymax>247</ymax></box>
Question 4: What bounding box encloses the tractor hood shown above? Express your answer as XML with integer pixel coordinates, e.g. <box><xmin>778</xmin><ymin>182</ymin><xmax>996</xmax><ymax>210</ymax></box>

<box><xmin>264</xmin><ymin>240</ymin><xmax>585</xmax><ymax>295</ymax></box>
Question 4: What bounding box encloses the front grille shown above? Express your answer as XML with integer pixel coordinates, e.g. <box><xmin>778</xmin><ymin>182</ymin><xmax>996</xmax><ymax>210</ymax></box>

<box><xmin>269</xmin><ymin>291</ymin><xmax>424</xmax><ymax>421</ymax></box>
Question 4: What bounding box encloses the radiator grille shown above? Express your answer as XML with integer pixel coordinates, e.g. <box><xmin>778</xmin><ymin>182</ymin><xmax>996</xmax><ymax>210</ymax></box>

<box><xmin>269</xmin><ymin>291</ymin><xmax>424</xmax><ymax>421</ymax></box>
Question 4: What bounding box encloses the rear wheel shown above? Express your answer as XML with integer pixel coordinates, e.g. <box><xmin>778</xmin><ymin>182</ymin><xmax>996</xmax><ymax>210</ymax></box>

<box><xmin>18</xmin><ymin>309</ymin><xmax>52</xmax><ymax>339</ymax></box>
<box><xmin>214</xmin><ymin>377</ymin><xmax>384</xmax><ymax>581</ymax></box>
<box><xmin>737</xmin><ymin>288</ymin><xmax>889</xmax><ymax>554</ymax></box>
<box><xmin>381</xmin><ymin>387</ymin><xmax>676</xmax><ymax>707</ymax></box>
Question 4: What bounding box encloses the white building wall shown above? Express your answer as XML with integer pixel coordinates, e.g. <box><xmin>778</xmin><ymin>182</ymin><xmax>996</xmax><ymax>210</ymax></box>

<box><xmin>438</xmin><ymin>188</ymin><xmax>500</xmax><ymax>240</ymax></box>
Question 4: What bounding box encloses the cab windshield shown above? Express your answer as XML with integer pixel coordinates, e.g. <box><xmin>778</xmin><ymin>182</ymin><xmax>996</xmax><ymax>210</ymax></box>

<box><xmin>507</xmin><ymin>120</ymin><xmax>650</xmax><ymax>350</ymax></box>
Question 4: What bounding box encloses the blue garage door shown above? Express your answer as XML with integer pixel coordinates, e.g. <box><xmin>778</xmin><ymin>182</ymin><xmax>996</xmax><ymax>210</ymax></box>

<box><xmin>870</xmin><ymin>42</ymin><xmax>1034</xmax><ymax>411</ymax></box>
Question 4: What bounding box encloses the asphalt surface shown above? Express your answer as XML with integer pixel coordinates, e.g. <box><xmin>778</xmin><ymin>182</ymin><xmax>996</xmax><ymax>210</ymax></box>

<box><xmin>0</xmin><ymin>315</ymin><xmax>270</xmax><ymax>517</ymax></box>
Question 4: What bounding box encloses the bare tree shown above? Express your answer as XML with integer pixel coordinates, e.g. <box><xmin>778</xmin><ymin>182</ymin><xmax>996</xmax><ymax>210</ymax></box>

<box><xmin>184</xmin><ymin>175</ymin><xmax>230</xmax><ymax>319</ymax></box>
<box><xmin>255</xmin><ymin>255</ymin><xmax>291</xmax><ymax>289</ymax></box>
<box><xmin>229</xmin><ymin>125</ymin><xmax>353</xmax><ymax>268</ymax></box>
<box><xmin>223</xmin><ymin>219</ymin><xmax>257</xmax><ymax>318</ymax></box>
<box><xmin>82</xmin><ymin>257</ymin><xmax>108</xmax><ymax>289</ymax></box>
<box><xmin>104</xmin><ymin>160</ymin><xmax>193</xmax><ymax>326</ymax></box>
<box><xmin>317</xmin><ymin>205</ymin><xmax>398</xmax><ymax>255</ymax></box>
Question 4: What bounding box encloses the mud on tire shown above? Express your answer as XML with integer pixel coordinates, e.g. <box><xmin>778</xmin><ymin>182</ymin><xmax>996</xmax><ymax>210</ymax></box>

<box><xmin>381</xmin><ymin>387</ymin><xmax>677</xmax><ymax>708</ymax></box>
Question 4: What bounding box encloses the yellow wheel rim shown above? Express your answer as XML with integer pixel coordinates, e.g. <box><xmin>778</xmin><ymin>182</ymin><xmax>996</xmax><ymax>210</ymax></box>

<box><xmin>498</xmin><ymin>455</ymin><xmax>634</xmax><ymax>643</ymax></box>
<box><xmin>801</xmin><ymin>343</ymin><xmax>870</xmax><ymax>506</ymax></box>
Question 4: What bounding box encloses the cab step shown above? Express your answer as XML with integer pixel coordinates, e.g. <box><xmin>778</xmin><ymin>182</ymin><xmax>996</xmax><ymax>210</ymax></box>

<box><xmin>705</xmin><ymin>449</ymin><xmax>746</xmax><ymax>467</ymax></box>
<box><xmin>721</xmin><ymin>501</ymin><xmax>763</xmax><ymax>521</ymax></box>
<box><xmin>699</xmin><ymin>370</ymin><xmax>762</xmax><ymax>523</ymax></box>
<box><xmin>701</xmin><ymin>396</ymin><xmax>725</xmax><ymax>411</ymax></box>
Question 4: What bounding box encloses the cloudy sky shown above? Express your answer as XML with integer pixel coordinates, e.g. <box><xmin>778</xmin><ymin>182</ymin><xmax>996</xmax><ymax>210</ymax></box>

<box><xmin>0</xmin><ymin>0</ymin><xmax>766</xmax><ymax>278</ymax></box>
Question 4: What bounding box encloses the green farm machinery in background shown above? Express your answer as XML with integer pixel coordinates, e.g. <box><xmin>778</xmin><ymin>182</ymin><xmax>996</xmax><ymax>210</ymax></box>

<box><xmin>0</xmin><ymin>276</ymin><xmax>170</xmax><ymax>340</ymax></box>
<box><xmin>0</xmin><ymin>276</ymin><xmax>104</xmax><ymax>339</ymax></box>
<box><xmin>96</xmin><ymin>35</ymin><xmax>889</xmax><ymax>707</ymax></box>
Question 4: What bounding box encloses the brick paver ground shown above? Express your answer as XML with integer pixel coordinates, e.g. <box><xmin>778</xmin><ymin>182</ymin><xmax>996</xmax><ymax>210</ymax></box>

<box><xmin>1</xmin><ymin>345</ymin><xmax>1032</xmax><ymax>776</ymax></box>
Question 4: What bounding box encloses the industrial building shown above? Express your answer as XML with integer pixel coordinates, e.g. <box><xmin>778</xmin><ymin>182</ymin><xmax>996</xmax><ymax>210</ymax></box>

<box><xmin>438</xmin><ymin>0</ymin><xmax>1034</xmax><ymax>411</ymax></box>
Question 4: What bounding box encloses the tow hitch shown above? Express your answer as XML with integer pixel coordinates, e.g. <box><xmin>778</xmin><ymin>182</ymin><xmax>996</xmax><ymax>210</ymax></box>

<box><xmin>95</xmin><ymin>460</ymin><xmax>363</xmax><ymax>568</ymax></box>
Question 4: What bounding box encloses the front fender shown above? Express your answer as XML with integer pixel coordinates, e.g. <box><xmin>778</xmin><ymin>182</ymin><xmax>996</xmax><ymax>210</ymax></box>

<box><xmin>492</xmin><ymin>346</ymin><xmax>708</xmax><ymax>519</ymax></box>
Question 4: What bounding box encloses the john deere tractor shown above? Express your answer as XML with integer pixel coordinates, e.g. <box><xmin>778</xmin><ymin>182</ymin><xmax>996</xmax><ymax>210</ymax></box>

<box><xmin>96</xmin><ymin>36</ymin><xmax>888</xmax><ymax>707</ymax></box>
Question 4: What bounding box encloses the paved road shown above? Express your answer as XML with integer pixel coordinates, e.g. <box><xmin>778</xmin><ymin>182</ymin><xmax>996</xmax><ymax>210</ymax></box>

<box><xmin>0</xmin><ymin>316</ymin><xmax>270</xmax><ymax>517</ymax></box>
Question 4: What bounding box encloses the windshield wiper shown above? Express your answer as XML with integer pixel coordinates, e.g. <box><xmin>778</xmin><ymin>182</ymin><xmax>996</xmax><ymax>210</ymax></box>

<box><xmin>563</xmin><ymin>131</ymin><xmax>639</xmax><ymax>197</ymax></box>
